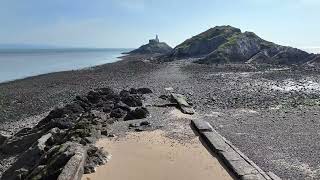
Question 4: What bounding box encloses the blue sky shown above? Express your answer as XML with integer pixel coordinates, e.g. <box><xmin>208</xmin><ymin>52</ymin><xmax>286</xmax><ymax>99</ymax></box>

<box><xmin>0</xmin><ymin>0</ymin><xmax>319</xmax><ymax>49</ymax></box>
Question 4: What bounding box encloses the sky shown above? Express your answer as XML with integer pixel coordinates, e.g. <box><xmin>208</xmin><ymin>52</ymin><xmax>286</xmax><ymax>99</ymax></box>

<box><xmin>0</xmin><ymin>0</ymin><xmax>319</xmax><ymax>49</ymax></box>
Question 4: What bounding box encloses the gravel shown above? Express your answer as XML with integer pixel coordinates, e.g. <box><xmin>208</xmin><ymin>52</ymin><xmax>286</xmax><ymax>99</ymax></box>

<box><xmin>1</xmin><ymin>55</ymin><xmax>320</xmax><ymax>179</ymax></box>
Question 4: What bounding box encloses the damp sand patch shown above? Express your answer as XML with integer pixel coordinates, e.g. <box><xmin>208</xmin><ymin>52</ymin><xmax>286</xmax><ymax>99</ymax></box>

<box><xmin>82</xmin><ymin>130</ymin><xmax>233</xmax><ymax>180</ymax></box>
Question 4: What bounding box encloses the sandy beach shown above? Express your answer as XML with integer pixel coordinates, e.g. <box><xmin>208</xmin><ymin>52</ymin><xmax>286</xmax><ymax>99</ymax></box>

<box><xmin>82</xmin><ymin>130</ymin><xmax>233</xmax><ymax>180</ymax></box>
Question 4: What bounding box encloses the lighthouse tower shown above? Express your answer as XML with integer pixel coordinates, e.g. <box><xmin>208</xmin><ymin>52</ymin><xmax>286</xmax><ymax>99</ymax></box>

<box><xmin>149</xmin><ymin>35</ymin><xmax>160</xmax><ymax>44</ymax></box>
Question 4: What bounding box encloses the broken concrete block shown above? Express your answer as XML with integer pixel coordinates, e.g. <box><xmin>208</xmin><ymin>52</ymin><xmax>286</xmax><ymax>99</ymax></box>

<box><xmin>191</xmin><ymin>119</ymin><xmax>213</xmax><ymax>133</ymax></box>
<box><xmin>170</xmin><ymin>93</ymin><xmax>195</xmax><ymax>115</ymax></box>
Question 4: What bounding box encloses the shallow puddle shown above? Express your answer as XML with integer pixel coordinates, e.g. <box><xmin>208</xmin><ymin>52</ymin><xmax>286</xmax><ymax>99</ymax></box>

<box><xmin>82</xmin><ymin>130</ymin><xmax>233</xmax><ymax>180</ymax></box>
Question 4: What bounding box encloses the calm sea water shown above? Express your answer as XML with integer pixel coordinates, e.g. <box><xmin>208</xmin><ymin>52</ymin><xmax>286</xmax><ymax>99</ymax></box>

<box><xmin>0</xmin><ymin>48</ymin><xmax>130</xmax><ymax>83</ymax></box>
<box><xmin>302</xmin><ymin>48</ymin><xmax>320</xmax><ymax>54</ymax></box>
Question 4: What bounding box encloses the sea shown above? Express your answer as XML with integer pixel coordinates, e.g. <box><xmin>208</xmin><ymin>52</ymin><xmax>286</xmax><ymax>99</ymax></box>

<box><xmin>302</xmin><ymin>47</ymin><xmax>320</xmax><ymax>54</ymax></box>
<box><xmin>0</xmin><ymin>48</ymin><xmax>131</xmax><ymax>83</ymax></box>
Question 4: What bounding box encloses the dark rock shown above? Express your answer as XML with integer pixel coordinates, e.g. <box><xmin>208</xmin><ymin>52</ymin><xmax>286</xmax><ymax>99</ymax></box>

<box><xmin>0</xmin><ymin>133</ymin><xmax>10</xmax><ymax>145</ymax></box>
<box><xmin>101</xmin><ymin>130</ymin><xmax>108</xmax><ymax>136</ymax></box>
<box><xmin>105</xmin><ymin>119</ymin><xmax>116</xmax><ymax>125</ymax></box>
<box><xmin>46</xmin><ymin>128</ymin><xmax>66</xmax><ymax>146</ymax></box>
<box><xmin>129</xmin><ymin>123</ymin><xmax>140</xmax><ymax>128</ymax></box>
<box><xmin>114</xmin><ymin>101</ymin><xmax>131</xmax><ymax>112</ymax></box>
<box><xmin>1</xmin><ymin>87</ymin><xmax>150</xmax><ymax>179</ymax></box>
<box><xmin>137</xmin><ymin>88</ymin><xmax>153</xmax><ymax>94</ymax></box>
<box><xmin>76</xmin><ymin>100</ymin><xmax>91</xmax><ymax>111</ymax></box>
<box><xmin>50</xmin><ymin>117</ymin><xmax>76</xmax><ymax>129</ymax></box>
<box><xmin>15</xmin><ymin>127</ymin><xmax>32</xmax><ymax>137</ymax></box>
<box><xmin>45</xmin><ymin>108</ymin><xmax>67</xmax><ymax>120</ymax></box>
<box><xmin>124</xmin><ymin>107</ymin><xmax>149</xmax><ymax>121</ymax></box>
<box><xmin>74</xmin><ymin>96</ymin><xmax>91</xmax><ymax>110</ymax></box>
<box><xmin>90</xmin><ymin>110</ymin><xmax>108</xmax><ymax>121</ymax></box>
<box><xmin>133</xmin><ymin>107</ymin><xmax>149</xmax><ymax>119</ymax></box>
<box><xmin>95</xmin><ymin>100</ymin><xmax>107</xmax><ymax>108</ymax></box>
<box><xmin>87</xmin><ymin>91</ymin><xmax>102</xmax><ymax>104</ymax></box>
<box><xmin>107</xmin><ymin>134</ymin><xmax>115</xmax><ymax>138</ymax></box>
<box><xmin>64</xmin><ymin>103</ymin><xmax>84</xmax><ymax>114</ymax></box>
<box><xmin>15</xmin><ymin>168</ymin><xmax>29</xmax><ymax>179</ymax></box>
<box><xmin>0</xmin><ymin>129</ymin><xmax>47</xmax><ymax>154</ymax></box>
<box><xmin>38</xmin><ymin>103</ymin><xmax>84</xmax><ymax>128</ymax></box>
<box><xmin>129</xmin><ymin>121</ymin><xmax>151</xmax><ymax>132</ymax></box>
<box><xmin>28</xmin><ymin>142</ymin><xmax>84</xmax><ymax>180</ymax></box>
<box><xmin>129</xmin><ymin>121</ymin><xmax>151</xmax><ymax>131</ymax></box>
<box><xmin>105</xmin><ymin>94</ymin><xmax>120</xmax><ymax>103</ymax></box>
<box><xmin>1</xmin><ymin>133</ymin><xmax>53</xmax><ymax>179</ymax></box>
<box><xmin>129</xmin><ymin>88</ymin><xmax>138</xmax><ymax>94</ymax></box>
<box><xmin>84</xmin><ymin>146</ymin><xmax>110</xmax><ymax>174</ymax></box>
<box><xmin>95</xmin><ymin>87</ymin><xmax>115</xmax><ymax>96</ymax></box>
<box><xmin>140</xmin><ymin>121</ymin><xmax>151</xmax><ymax>126</ymax></box>
<box><xmin>134</xmin><ymin>128</ymin><xmax>145</xmax><ymax>132</ymax></box>
<box><xmin>120</xmin><ymin>90</ymin><xmax>130</xmax><ymax>97</ymax></box>
<box><xmin>121</xmin><ymin>94</ymin><xmax>143</xmax><ymax>107</ymax></box>
<box><xmin>71</xmin><ymin>118</ymin><xmax>102</xmax><ymax>139</ymax></box>
<box><xmin>134</xmin><ymin>121</ymin><xmax>151</xmax><ymax>132</ymax></box>
<box><xmin>75</xmin><ymin>95</ymin><xmax>90</xmax><ymax>104</ymax></box>
<box><xmin>130</xmin><ymin>88</ymin><xmax>153</xmax><ymax>94</ymax></box>
<box><xmin>110</xmin><ymin>108</ymin><xmax>127</xmax><ymax>118</ymax></box>
<box><xmin>129</xmin><ymin>121</ymin><xmax>151</xmax><ymax>130</ymax></box>
<box><xmin>102</xmin><ymin>103</ymin><xmax>114</xmax><ymax>113</ymax></box>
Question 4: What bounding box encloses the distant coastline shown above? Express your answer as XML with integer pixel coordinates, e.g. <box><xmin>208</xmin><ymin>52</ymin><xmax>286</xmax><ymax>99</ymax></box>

<box><xmin>0</xmin><ymin>48</ymin><xmax>132</xmax><ymax>54</ymax></box>
<box><xmin>0</xmin><ymin>48</ymin><xmax>132</xmax><ymax>83</ymax></box>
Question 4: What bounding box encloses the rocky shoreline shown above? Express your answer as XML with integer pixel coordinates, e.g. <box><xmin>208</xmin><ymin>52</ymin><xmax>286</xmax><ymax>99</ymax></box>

<box><xmin>0</xmin><ymin>86</ymin><xmax>154</xmax><ymax>179</ymax></box>
<box><xmin>1</xmin><ymin>54</ymin><xmax>320</xmax><ymax>179</ymax></box>
<box><xmin>0</xmin><ymin>54</ymin><xmax>161</xmax><ymax>135</ymax></box>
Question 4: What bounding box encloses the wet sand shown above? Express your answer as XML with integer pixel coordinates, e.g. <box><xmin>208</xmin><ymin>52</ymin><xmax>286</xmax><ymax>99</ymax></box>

<box><xmin>82</xmin><ymin>130</ymin><xmax>233</xmax><ymax>180</ymax></box>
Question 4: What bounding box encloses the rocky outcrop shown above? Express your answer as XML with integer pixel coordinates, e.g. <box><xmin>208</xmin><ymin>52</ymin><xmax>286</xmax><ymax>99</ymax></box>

<box><xmin>169</xmin><ymin>26</ymin><xmax>242</xmax><ymax>58</ymax></box>
<box><xmin>167</xmin><ymin>25</ymin><xmax>315</xmax><ymax>65</ymax></box>
<box><xmin>0</xmin><ymin>87</ymin><xmax>151</xmax><ymax>180</ymax></box>
<box><xmin>303</xmin><ymin>54</ymin><xmax>320</xmax><ymax>66</ymax></box>
<box><xmin>128</xmin><ymin>37</ymin><xmax>172</xmax><ymax>54</ymax></box>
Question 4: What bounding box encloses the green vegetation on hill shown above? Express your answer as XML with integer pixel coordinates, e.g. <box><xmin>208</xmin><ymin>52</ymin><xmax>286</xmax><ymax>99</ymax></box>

<box><xmin>180</xmin><ymin>26</ymin><xmax>240</xmax><ymax>48</ymax></box>
<box><xmin>171</xmin><ymin>26</ymin><xmax>241</xmax><ymax>58</ymax></box>
<box><xmin>169</xmin><ymin>25</ymin><xmax>313</xmax><ymax>65</ymax></box>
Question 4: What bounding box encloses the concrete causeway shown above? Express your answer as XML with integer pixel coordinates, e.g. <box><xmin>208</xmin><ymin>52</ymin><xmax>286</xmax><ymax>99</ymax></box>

<box><xmin>191</xmin><ymin>119</ymin><xmax>281</xmax><ymax>180</ymax></box>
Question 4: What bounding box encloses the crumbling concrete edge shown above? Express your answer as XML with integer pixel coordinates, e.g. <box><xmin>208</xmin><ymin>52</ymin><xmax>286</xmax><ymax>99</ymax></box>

<box><xmin>58</xmin><ymin>147</ymin><xmax>87</xmax><ymax>180</ymax></box>
<box><xmin>191</xmin><ymin>119</ymin><xmax>282</xmax><ymax>180</ymax></box>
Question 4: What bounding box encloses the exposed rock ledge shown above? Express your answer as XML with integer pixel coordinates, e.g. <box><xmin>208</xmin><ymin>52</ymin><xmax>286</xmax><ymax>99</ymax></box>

<box><xmin>0</xmin><ymin>87</ymin><xmax>152</xmax><ymax>180</ymax></box>
<box><xmin>165</xmin><ymin>25</ymin><xmax>318</xmax><ymax>65</ymax></box>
